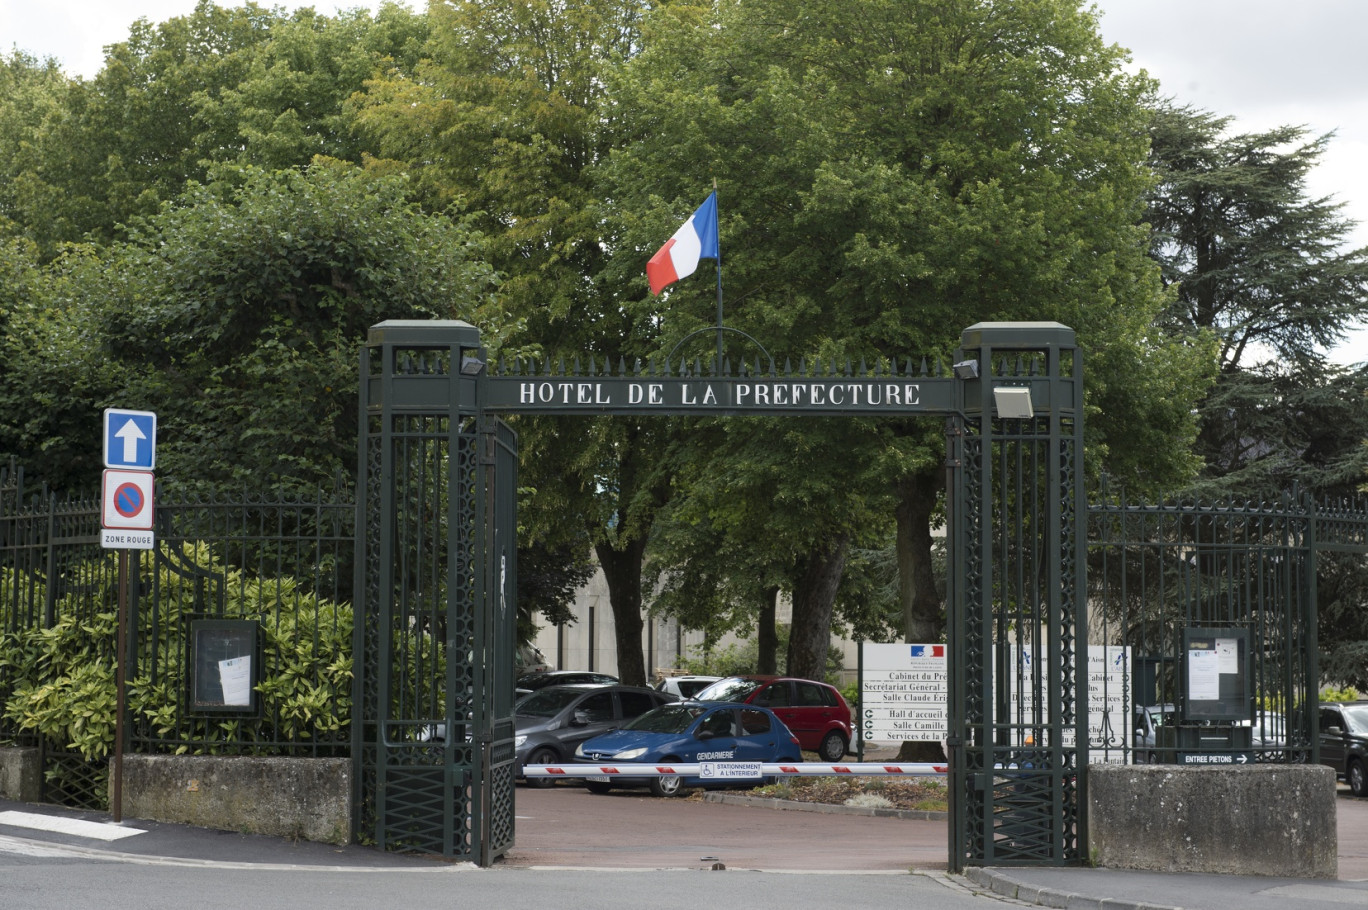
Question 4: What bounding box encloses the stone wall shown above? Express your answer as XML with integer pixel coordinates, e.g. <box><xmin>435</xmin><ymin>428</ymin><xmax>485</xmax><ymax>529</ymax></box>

<box><xmin>117</xmin><ymin>755</ymin><xmax>351</xmax><ymax>845</ymax></box>
<box><xmin>0</xmin><ymin>747</ymin><xmax>41</xmax><ymax>802</ymax></box>
<box><xmin>1088</xmin><ymin>763</ymin><xmax>1337</xmax><ymax>878</ymax></box>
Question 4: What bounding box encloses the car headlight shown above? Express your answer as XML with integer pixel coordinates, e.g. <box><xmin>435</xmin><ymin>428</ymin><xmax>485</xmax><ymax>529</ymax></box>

<box><xmin>575</xmin><ymin>743</ymin><xmax>587</xmax><ymax>757</ymax></box>
<box><xmin>613</xmin><ymin>747</ymin><xmax>647</xmax><ymax>760</ymax></box>
<box><xmin>515</xmin><ymin>735</ymin><xmax>527</xmax><ymax>748</ymax></box>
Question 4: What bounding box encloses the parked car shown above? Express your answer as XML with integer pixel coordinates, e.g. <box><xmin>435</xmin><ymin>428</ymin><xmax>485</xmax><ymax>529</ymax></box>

<box><xmin>1132</xmin><ymin>703</ymin><xmax>1177</xmax><ymax>763</ymax></box>
<box><xmin>515</xmin><ymin>644</ymin><xmax>553</xmax><ymax>675</ymax></box>
<box><xmin>1248</xmin><ymin>710</ymin><xmax>1288</xmax><ymax>759</ymax></box>
<box><xmin>575</xmin><ymin>701</ymin><xmax>804</xmax><ymax>797</ymax></box>
<box><xmin>692</xmin><ymin>675</ymin><xmax>852</xmax><ymax>761</ymax></box>
<box><xmin>654</xmin><ymin>675</ymin><xmax>721</xmax><ymax>701</ymax></box>
<box><xmin>516</xmin><ymin>684</ymin><xmax>672</xmax><ymax>787</ymax></box>
<box><xmin>1319</xmin><ymin>702</ymin><xmax>1368</xmax><ymax>796</ymax></box>
<box><xmin>515</xmin><ymin>670</ymin><xmax>619</xmax><ymax>700</ymax></box>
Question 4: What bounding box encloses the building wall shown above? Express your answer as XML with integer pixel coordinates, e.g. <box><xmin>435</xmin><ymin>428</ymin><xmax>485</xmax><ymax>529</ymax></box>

<box><xmin>529</xmin><ymin>567</ymin><xmax>861</xmax><ymax>685</ymax></box>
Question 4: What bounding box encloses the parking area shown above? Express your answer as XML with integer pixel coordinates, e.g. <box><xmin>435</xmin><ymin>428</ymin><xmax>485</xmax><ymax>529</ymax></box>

<box><xmin>506</xmin><ymin>783</ymin><xmax>947</xmax><ymax>871</ymax></box>
<box><xmin>506</xmin><ymin>782</ymin><xmax>1368</xmax><ymax>878</ymax></box>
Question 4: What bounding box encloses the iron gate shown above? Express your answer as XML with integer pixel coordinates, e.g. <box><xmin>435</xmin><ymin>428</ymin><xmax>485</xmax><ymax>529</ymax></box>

<box><xmin>351</xmin><ymin>321</ymin><xmax>518</xmax><ymax>863</ymax></box>
<box><xmin>350</xmin><ymin>319</ymin><xmax>1087</xmax><ymax>868</ymax></box>
<box><xmin>946</xmin><ymin>324</ymin><xmax>1086</xmax><ymax>869</ymax></box>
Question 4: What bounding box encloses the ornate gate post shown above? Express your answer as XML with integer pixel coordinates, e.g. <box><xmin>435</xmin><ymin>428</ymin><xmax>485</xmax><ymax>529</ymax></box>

<box><xmin>947</xmin><ymin>322</ymin><xmax>1087</xmax><ymax>869</ymax></box>
<box><xmin>351</xmin><ymin>320</ymin><xmax>517</xmax><ymax>863</ymax></box>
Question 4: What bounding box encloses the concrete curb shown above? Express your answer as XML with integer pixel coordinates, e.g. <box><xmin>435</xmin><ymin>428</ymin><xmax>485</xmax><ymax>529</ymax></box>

<box><xmin>701</xmin><ymin>792</ymin><xmax>947</xmax><ymax>821</ymax></box>
<box><xmin>962</xmin><ymin>867</ymin><xmax>1184</xmax><ymax>910</ymax></box>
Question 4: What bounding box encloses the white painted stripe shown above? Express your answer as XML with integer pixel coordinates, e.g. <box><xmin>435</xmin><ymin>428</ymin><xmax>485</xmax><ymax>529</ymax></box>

<box><xmin>0</xmin><ymin>810</ymin><xmax>146</xmax><ymax>841</ymax></box>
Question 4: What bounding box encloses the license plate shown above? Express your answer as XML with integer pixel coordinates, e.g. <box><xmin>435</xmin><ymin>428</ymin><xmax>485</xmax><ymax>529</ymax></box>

<box><xmin>587</xmin><ymin>775</ymin><xmax>611</xmax><ymax>783</ymax></box>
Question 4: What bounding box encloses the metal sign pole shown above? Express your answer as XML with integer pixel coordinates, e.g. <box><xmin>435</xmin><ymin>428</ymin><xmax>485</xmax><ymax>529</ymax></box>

<box><xmin>113</xmin><ymin>548</ymin><xmax>128</xmax><ymax>823</ymax></box>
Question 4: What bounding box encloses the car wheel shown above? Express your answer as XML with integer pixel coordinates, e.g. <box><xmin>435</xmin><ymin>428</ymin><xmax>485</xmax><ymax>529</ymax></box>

<box><xmin>1350</xmin><ymin>758</ymin><xmax>1367</xmax><ymax>797</ymax></box>
<box><xmin>524</xmin><ymin>747</ymin><xmax>558</xmax><ymax>789</ymax></box>
<box><xmin>650</xmin><ymin>765</ymin><xmax>687</xmax><ymax>798</ymax></box>
<box><xmin>817</xmin><ymin>730</ymin><xmax>847</xmax><ymax>763</ymax></box>
<box><xmin>585</xmin><ymin>782</ymin><xmax>612</xmax><ymax>795</ymax></box>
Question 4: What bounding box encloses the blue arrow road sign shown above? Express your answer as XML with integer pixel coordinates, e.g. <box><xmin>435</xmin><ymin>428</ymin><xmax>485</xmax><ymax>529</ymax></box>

<box><xmin>103</xmin><ymin>408</ymin><xmax>157</xmax><ymax>469</ymax></box>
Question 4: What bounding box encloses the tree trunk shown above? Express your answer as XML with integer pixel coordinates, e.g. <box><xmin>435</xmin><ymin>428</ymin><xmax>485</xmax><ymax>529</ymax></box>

<box><xmin>757</xmin><ymin>586</ymin><xmax>779</xmax><ymax>674</ymax></box>
<box><xmin>896</xmin><ymin>467</ymin><xmax>944</xmax><ymax>642</ymax></box>
<box><xmin>786</xmin><ymin>535</ymin><xmax>849</xmax><ymax>681</ymax></box>
<box><xmin>894</xmin><ymin>467</ymin><xmax>946</xmax><ymax>757</ymax></box>
<box><xmin>595</xmin><ymin>536</ymin><xmax>648</xmax><ymax>687</ymax></box>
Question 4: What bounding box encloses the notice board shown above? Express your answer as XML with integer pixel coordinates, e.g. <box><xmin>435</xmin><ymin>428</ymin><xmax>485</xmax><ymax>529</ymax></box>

<box><xmin>1182</xmin><ymin>627</ymin><xmax>1248</xmax><ymax>722</ymax></box>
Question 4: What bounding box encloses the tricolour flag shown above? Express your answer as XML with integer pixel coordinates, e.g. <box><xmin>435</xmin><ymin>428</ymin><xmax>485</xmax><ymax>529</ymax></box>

<box><xmin>910</xmin><ymin>645</ymin><xmax>945</xmax><ymax>658</ymax></box>
<box><xmin>647</xmin><ymin>192</ymin><xmax>719</xmax><ymax>295</ymax></box>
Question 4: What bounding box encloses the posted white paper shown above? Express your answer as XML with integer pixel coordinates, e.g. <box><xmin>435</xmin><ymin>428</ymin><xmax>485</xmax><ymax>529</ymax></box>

<box><xmin>1188</xmin><ymin>649</ymin><xmax>1220</xmax><ymax>701</ymax></box>
<box><xmin>1216</xmin><ymin>638</ymin><xmax>1238</xmax><ymax>674</ymax></box>
<box><xmin>219</xmin><ymin>655</ymin><xmax>252</xmax><ymax>706</ymax></box>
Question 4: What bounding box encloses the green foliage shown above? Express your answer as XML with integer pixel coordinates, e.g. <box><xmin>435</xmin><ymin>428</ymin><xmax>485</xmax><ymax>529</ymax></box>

<box><xmin>0</xmin><ymin>3</ymin><xmax>431</xmax><ymax>257</ymax></box>
<box><xmin>1321</xmin><ymin>685</ymin><xmax>1361</xmax><ymax>703</ymax></box>
<box><xmin>0</xmin><ymin>543</ymin><xmax>353</xmax><ymax>761</ymax></box>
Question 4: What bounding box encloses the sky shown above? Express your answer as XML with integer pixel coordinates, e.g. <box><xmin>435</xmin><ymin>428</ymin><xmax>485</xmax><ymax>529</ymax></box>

<box><xmin>3</xmin><ymin>0</ymin><xmax>1367</xmax><ymax>363</ymax></box>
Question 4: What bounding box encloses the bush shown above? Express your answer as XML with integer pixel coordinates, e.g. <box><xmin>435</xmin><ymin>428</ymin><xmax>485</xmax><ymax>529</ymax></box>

<box><xmin>0</xmin><ymin>543</ymin><xmax>352</xmax><ymax>761</ymax></box>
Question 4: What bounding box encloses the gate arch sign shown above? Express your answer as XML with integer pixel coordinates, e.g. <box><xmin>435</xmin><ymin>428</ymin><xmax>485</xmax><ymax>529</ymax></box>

<box><xmin>353</xmin><ymin>319</ymin><xmax>1086</xmax><ymax>871</ymax></box>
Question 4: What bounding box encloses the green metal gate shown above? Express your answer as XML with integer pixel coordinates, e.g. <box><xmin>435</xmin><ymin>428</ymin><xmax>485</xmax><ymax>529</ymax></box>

<box><xmin>351</xmin><ymin>320</ymin><xmax>518</xmax><ymax>863</ymax></box>
<box><xmin>350</xmin><ymin>319</ymin><xmax>1084</xmax><ymax>868</ymax></box>
<box><xmin>946</xmin><ymin>324</ymin><xmax>1087</xmax><ymax>869</ymax></box>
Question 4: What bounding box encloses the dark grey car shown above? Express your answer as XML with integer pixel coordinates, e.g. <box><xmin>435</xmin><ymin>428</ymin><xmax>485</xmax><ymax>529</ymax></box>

<box><xmin>516</xmin><ymin>684</ymin><xmax>672</xmax><ymax>787</ymax></box>
<box><xmin>1320</xmin><ymin>702</ymin><xmax>1368</xmax><ymax>796</ymax></box>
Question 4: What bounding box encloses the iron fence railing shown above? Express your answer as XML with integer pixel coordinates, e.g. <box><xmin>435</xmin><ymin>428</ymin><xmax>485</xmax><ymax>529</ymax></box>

<box><xmin>0</xmin><ymin>458</ymin><xmax>354</xmax><ymax>807</ymax></box>
<box><xmin>1086</xmin><ymin>488</ymin><xmax>1349</xmax><ymax>767</ymax></box>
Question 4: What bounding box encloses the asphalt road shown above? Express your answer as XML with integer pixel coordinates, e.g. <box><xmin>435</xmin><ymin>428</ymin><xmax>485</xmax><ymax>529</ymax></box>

<box><xmin>2</xmin><ymin>778</ymin><xmax>1367</xmax><ymax>910</ymax></box>
<box><xmin>507</xmin><ymin>783</ymin><xmax>949</xmax><ymax>871</ymax></box>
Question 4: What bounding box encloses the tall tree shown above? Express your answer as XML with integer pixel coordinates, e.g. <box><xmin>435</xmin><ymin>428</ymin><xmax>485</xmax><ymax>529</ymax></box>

<box><xmin>1145</xmin><ymin>103</ymin><xmax>1368</xmax><ymax>499</ymax></box>
<box><xmin>353</xmin><ymin>0</ymin><xmax>674</xmax><ymax>684</ymax></box>
<box><xmin>603</xmin><ymin>0</ymin><xmax>1207</xmax><ymax>680</ymax></box>
<box><xmin>1144</xmin><ymin>102</ymin><xmax>1368</xmax><ymax>688</ymax></box>
<box><xmin>1</xmin><ymin>164</ymin><xmax>496</xmax><ymax>494</ymax></box>
<box><xmin>0</xmin><ymin>2</ymin><xmax>426</xmax><ymax>258</ymax></box>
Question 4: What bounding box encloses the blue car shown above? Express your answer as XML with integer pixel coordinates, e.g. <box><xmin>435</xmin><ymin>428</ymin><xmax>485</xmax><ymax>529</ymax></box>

<box><xmin>574</xmin><ymin>701</ymin><xmax>803</xmax><ymax>797</ymax></box>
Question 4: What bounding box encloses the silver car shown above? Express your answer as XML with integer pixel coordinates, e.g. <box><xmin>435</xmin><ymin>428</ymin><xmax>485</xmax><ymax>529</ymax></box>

<box><xmin>1133</xmin><ymin>703</ymin><xmax>1177</xmax><ymax>763</ymax></box>
<box><xmin>515</xmin><ymin>684</ymin><xmax>672</xmax><ymax>787</ymax></box>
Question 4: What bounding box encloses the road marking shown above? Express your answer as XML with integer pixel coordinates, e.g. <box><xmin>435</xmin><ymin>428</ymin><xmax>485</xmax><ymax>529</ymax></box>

<box><xmin>0</xmin><ymin>811</ymin><xmax>146</xmax><ymax>841</ymax></box>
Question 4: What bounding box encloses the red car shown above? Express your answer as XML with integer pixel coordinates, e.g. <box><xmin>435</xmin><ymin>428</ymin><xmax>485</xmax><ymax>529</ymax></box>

<box><xmin>693</xmin><ymin>676</ymin><xmax>852</xmax><ymax>761</ymax></box>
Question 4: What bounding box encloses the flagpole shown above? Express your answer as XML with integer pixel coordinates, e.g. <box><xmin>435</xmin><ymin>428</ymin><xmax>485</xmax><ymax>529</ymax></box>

<box><xmin>713</xmin><ymin>179</ymin><xmax>724</xmax><ymax>367</ymax></box>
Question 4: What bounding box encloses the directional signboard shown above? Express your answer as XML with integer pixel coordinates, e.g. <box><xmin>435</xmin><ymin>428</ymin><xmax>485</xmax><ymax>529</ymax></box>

<box><xmin>103</xmin><ymin>408</ymin><xmax>157</xmax><ymax>470</ymax></box>
<box><xmin>861</xmin><ymin>643</ymin><xmax>949</xmax><ymax>741</ymax></box>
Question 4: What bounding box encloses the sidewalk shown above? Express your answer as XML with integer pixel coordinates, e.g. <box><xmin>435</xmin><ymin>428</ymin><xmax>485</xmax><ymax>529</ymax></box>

<box><xmin>3</xmin><ymin>785</ymin><xmax>1368</xmax><ymax>910</ymax></box>
<box><xmin>0</xmin><ymin>798</ymin><xmax>432</xmax><ymax>870</ymax></box>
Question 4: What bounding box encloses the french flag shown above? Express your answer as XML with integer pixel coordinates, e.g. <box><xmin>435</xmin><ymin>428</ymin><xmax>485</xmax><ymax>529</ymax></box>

<box><xmin>910</xmin><ymin>645</ymin><xmax>945</xmax><ymax>658</ymax></box>
<box><xmin>647</xmin><ymin>192</ymin><xmax>719</xmax><ymax>295</ymax></box>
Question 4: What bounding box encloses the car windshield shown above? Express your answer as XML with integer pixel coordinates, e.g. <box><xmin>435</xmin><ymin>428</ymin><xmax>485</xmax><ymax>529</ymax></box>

<box><xmin>677</xmin><ymin>680</ymin><xmax>714</xmax><ymax>699</ymax></box>
<box><xmin>516</xmin><ymin>674</ymin><xmax>562</xmax><ymax>692</ymax></box>
<box><xmin>1340</xmin><ymin>704</ymin><xmax>1368</xmax><ymax>733</ymax></box>
<box><xmin>624</xmin><ymin>703</ymin><xmax>708</xmax><ymax>734</ymax></box>
<box><xmin>1145</xmin><ymin>707</ymin><xmax>1176</xmax><ymax>728</ymax></box>
<box><xmin>516</xmin><ymin>688</ymin><xmax>585</xmax><ymax>718</ymax></box>
<box><xmin>695</xmin><ymin>678</ymin><xmax>764</xmax><ymax>702</ymax></box>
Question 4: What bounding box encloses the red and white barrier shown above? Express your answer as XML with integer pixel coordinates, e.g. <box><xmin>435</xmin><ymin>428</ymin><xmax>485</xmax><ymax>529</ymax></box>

<box><xmin>522</xmin><ymin>762</ymin><xmax>948</xmax><ymax>778</ymax></box>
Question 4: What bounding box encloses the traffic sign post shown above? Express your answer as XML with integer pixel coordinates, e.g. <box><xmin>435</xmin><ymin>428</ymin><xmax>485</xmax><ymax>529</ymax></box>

<box><xmin>100</xmin><ymin>408</ymin><xmax>157</xmax><ymax>823</ymax></box>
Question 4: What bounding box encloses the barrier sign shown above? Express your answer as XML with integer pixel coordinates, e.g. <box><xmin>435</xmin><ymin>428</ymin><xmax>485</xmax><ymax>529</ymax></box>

<box><xmin>699</xmin><ymin>761</ymin><xmax>763</xmax><ymax>780</ymax></box>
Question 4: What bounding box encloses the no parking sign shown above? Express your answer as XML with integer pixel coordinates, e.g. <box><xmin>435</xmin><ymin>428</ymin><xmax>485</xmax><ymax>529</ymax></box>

<box><xmin>101</xmin><ymin>469</ymin><xmax>155</xmax><ymax>549</ymax></box>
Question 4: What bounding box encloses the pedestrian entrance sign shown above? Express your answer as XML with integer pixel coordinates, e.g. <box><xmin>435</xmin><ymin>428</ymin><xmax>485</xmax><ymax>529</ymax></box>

<box><xmin>104</xmin><ymin>408</ymin><xmax>157</xmax><ymax>470</ymax></box>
